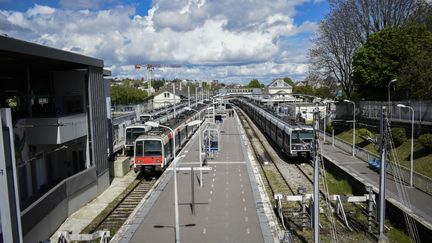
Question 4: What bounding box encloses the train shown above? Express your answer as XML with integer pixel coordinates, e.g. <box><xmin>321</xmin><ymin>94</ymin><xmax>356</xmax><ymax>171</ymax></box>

<box><xmin>233</xmin><ymin>98</ymin><xmax>313</xmax><ymax>161</ymax></box>
<box><xmin>123</xmin><ymin>103</ymin><xmax>200</xmax><ymax>154</ymax></box>
<box><xmin>131</xmin><ymin>107</ymin><xmax>205</xmax><ymax>174</ymax></box>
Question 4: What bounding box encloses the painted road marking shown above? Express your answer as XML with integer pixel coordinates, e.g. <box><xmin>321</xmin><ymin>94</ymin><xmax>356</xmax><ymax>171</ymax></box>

<box><xmin>207</xmin><ymin>161</ymin><xmax>246</xmax><ymax>164</ymax></box>
<box><xmin>211</xmin><ymin>184</ymin><xmax>214</xmax><ymax>188</ymax></box>
<box><xmin>244</xmin><ymin>206</ymin><xmax>247</xmax><ymax>212</ymax></box>
<box><xmin>247</xmin><ymin>228</ymin><xmax>250</xmax><ymax>234</ymax></box>
<box><xmin>212</xmin><ymin>178</ymin><xmax>215</xmax><ymax>182</ymax></box>
<box><xmin>241</xmin><ymin>190</ymin><xmax>244</xmax><ymax>194</ymax></box>
<box><xmin>242</xmin><ymin>198</ymin><xmax>245</xmax><ymax>202</ymax></box>
<box><xmin>206</xmin><ymin>216</ymin><xmax>209</xmax><ymax>221</ymax></box>
<box><xmin>241</xmin><ymin>184</ymin><xmax>244</xmax><ymax>188</ymax></box>
<box><xmin>208</xmin><ymin>198</ymin><xmax>212</xmax><ymax>202</ymax></box>
<box><xmin>202</xmin><ymin>228</ymin><xmax>206</xmax><ymax>234</ymax></box>
<box><xmin>210</xmin><ymin>190</ymin><xmax>213</xmax><ymax>195</ymax></box>
<box><xmin>245</xmin><ymin>216</ymin><xmax>248</xmax><ymax>222</ymax></box>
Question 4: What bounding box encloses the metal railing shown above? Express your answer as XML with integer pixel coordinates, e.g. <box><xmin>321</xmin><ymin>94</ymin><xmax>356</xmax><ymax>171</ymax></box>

<box><xmin>320</xmin><ymin>131</ymin><xmax>432</xmax><ymax>195</ymax></box>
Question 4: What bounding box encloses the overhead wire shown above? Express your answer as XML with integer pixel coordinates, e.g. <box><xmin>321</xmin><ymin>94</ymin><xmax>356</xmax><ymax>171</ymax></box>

<box><xmin>385</xmin><ymin>120</ymin><xmax>421</xmax><ymax>243</ymax></box>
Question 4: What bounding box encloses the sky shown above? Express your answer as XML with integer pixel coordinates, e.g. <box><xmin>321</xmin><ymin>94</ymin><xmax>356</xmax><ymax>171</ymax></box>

<box><xmin>0</xmin><ymin>0</ymin><xmax>329</xmax><ymax>84</ymax></box>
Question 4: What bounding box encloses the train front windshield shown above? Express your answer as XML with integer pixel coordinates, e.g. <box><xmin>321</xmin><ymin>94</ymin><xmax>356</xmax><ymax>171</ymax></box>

<box><xmin>292</xmin><ymin>130</ymin><xmax>313</xmax><ymax>144</ymax></box>
<box><xmin>140</xmin><ymin>115</ymin><xmax>152</xmax><ymax>123</ymax></box>
<box><xmin>143</xmin><ymin>140</ymin><xmax>162</xmax><ymax>156</ymax></box>
<box><xmin>126</xmin><ymin>128</ymin><xmax>146</xmax><ymax>141</ymax></box>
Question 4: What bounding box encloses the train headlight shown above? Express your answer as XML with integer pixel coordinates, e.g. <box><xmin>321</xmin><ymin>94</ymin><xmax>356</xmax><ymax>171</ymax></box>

<box><xmin>156</xmin><ymin>159</ymin><xmax>161</xmax><ymax>163</ymax></box>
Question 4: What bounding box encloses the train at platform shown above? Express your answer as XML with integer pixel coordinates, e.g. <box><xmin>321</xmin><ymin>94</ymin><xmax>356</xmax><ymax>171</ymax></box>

<box><xmin>234</xmin><ymin>98</ymin><xmax>313</xmax><ymax>161</ymax></box>
<box><xmin>131</xmin><ymin>107</ymin><xmax>205</xmax><ymax>174</ymax></box>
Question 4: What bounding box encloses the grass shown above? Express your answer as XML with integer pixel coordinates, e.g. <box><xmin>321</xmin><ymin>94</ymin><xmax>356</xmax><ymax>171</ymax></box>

<box><xmin>386</xmin><ymin>220</ymin><xmax>412</xmax><ymax>243</ymax></box>
<box><xmin>336</xmin><ymin>129</ymin><xmax>432</xmax><ymax>178</ymax></box>
<box><xmin>322</xmin><ymin>170</ymin><xmax>353</xmax><ymax>195</ymax></box>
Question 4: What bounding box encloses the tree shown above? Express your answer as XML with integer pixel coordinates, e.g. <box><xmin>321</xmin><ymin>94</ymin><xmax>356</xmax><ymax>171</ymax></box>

<box><xmin>247</xmin><ymin>79</ymin><xmax>262</xmax><ymax>88</ymax></box>
<box><xmin>111</xmin><ymin>85</ymin><xmax>148</xmax><ymax>105</ymax></box>
<box><xmin>309</xmin><ymin>1</ymin><xmax>362</xmax><ymax>99</ymax></box>
<box><xmin>293</xmin><ymin>85</ymin><xmax>315</xmax><ymax>96</ymax></box>
<box><xmin>309</xmin><ymin>0</ymin><xmax>429</xmax><ymax>99</ymax></box>
<box><xmin>353</xmin><ymin>24</ymin><xmax>432</xmax><ymax>100</ymax></box>
<box><xmin>283</xmin><ymin>77</ymin><xmax>295</xmax><ymax>87</ymax></box>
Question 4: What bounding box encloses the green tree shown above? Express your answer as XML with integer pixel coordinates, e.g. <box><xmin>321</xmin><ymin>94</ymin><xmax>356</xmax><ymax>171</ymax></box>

<box><xmin>247</xmin><ymin>79</ymin><xmax>262</xmax><ymax>88</ymax></box>
<box><xmin>283</xmin><ymin>77</ymin><xmax>295</xmax><ymax>87</ymax></box>
<box><xmin>353</xmin><ymin>24</ymin><xmax>432</xmax><ymax>100</ymax></box>
<box><xmin>111</xmin><ymin>85</ymin><xmax>148</xmax><ymax>105</ymax></box>
<box><xmin>293</xmin><ymin>85</ymin><xmax>315</xmax><ymax>96</ymax></box>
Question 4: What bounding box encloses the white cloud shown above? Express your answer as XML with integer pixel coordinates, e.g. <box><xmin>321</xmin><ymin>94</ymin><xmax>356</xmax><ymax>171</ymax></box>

<box><xmin>59</xmin><ymin>0</ymin><xmax>103</xmax><ymax>10</ymax></box>
<box><xmin>0</xmin><ymin>0</ymin><xmax>319</xmax><ymax>82</ymax></box>
<box><xmin>26</xmin><ymin>4</ymin><xmax>56</xmax><ymax>17</ymax></box>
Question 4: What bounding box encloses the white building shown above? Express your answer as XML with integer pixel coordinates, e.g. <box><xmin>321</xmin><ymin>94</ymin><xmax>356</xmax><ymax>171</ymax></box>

<box><xmin>151</xmin><ymin>86</ymin><xmax>185</xmax><ymax>109</ymax></box>
<box><xmin>268</xmin><ymin>78</ymin><xmax>293</xmax><ymax>95</ymax></box>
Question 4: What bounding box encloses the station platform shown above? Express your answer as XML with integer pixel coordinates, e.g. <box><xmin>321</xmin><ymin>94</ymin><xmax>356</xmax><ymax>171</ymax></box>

<box><xmin>112</xmin><ymin>112</ymin><xmax>275</xmax><ymax>243</ymax></box>
<box><xmin>320</xmin><ymin>142</ymin><xmax>432</xmax><ymax>230</ymax></box>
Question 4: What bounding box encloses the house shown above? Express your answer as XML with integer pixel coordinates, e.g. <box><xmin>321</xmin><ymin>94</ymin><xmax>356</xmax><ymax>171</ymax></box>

<box><xmin>0</xmin><ymin>36</ymin><xmax>111</xmax><ymax>243</ymax></box>
<box><xmin>267</xmin><ymin>78</ymin><xmax>293</xmax><ymax>95</ymax></box>
<box><xmin>150</xmin><ymin>84</ymin><xmax>189</xmax><ymax>109</ymax></box>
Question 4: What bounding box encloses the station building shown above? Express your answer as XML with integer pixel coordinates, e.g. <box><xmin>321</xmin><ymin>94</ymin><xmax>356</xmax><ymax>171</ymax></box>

<box><xmin>0</xmin><ymin>36</ymin><xmax>111</xmax><ymax>242</ymax></box>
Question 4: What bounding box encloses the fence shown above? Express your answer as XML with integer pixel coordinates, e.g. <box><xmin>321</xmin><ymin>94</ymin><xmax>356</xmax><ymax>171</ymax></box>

<box><xmin>321</xmin><ymin>131</ymin><xmax>432</xmax><ymax>196</ymax></box>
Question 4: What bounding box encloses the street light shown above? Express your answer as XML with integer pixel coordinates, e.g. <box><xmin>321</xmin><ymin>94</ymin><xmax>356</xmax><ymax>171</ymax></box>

<box><xmin>388</xmin><ymin>79</ymin><xmax>397</xmax><ymax>120</ymax></box>
<box><xmin>397</xmin><ymin>104</ymin><xmax>415</xmax><ymax>187</ymax></box>
<box><xmin>184</xmin><ymin>107</ymin><xmax>205</xmax><ymax>187</ymax></box>
<box><xmin>344</xmin><ymin>99</ymin><xmax>356</xmax><ymax>156</ymax></box>
<box><xmin>144</xmin><ymin>120</ymin><xmax>200</xmax><ymax>243</ymax></box>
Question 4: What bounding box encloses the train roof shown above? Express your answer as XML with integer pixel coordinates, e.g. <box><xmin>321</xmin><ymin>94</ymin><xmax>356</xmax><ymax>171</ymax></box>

<box><xmin>240</xmin><ymin>98</ymin><xmax>314</xmax><ymax>132</ymax></box>
<box><xmin>125</xmin><ymin>124</ymin><xmax>149</xmax><ymax>129</ymax></box>
<box><xmin>136</xmin><ymin>134</ymin><xmax>163</xmax><ymax>140</ymax></box>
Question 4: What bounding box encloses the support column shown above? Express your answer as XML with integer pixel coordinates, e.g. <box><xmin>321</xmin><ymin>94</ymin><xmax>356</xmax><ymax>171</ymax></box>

<box><xmin>0</xmin><ymin>109</ymin><xmax>23</xmax><ymax>243</ymax></box>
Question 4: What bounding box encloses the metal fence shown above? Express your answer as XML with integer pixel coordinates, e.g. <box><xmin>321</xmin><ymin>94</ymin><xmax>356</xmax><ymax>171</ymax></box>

<box><xmin>336</xmin><ymin>101</ymin><xmax>432</xmax><ymax>124</ymax></box>
<box><xmin>321</xmin><ymin>131</ymin><xmax>432</xmax><ymax>196</ymax></box>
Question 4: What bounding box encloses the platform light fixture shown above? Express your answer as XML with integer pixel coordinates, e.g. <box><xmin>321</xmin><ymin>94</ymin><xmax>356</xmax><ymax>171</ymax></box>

<box><xmin>344</xmin><ymin>99</ymin><xmax>356</xmax><ymax>156</ymax></box>
<box><xmin>397</xmin><ymin>104</ymin><xmax>415</xmax><ymax>187</ymax></box>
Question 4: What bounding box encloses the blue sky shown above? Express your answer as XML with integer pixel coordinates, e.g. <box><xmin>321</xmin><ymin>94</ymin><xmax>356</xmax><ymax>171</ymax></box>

<box><xmin>0</xmin><ymin>0</ymin><xmax>329</xmax><ymax>84</ymax></box>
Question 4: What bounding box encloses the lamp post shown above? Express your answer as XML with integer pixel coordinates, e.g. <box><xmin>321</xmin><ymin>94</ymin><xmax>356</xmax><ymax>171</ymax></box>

<box><xmin>143</xmin><ymin>121</ymin><xmax>177</xmax><ymax>243</ymax></box>
<box><xmin>145</xmin><ymin>120</ymin><xmax>201</xmax><ymax>242</ymax></box>
<box><xmin>397</xmin><ymin>104</ymin><xmax>415</xmax><ymax>187</ymax></box>
<box><xmin>184</xmin><ymin>107</ymin><xmax>204</xmax><ymax>187</ymax></box>
<box><xmin>388</xmin><ymin>79</ymin><xmax>397</xmax><ymax>120</ymax></box>
<box><xmin>188</xmin><ymin>86</ymin><xmax>190</xmax><ymax>108</ymax></box>
<box><xmin>344</xmin><ymin>99</ymin><xmax>356</xmax><ymax>156</ymax></box>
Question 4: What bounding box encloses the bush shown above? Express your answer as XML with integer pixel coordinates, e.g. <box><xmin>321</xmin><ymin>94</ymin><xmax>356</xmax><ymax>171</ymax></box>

<box><xmin>358</xmin><ymin>128</ymin><xmax>374</xmax><ymax>138</ymax></box>
<box><xmin>326</xmin><ymin>122</ymin><xmax>333</xmax><ymax>132</ymax></box>
<box><xmin>391</xmin><ymin>127</ymin><xmax>407</xmax><ymax>147</ymax></box>
<box><xmin>419</xmin><ymin>134</ymin><xmax>432</xmax><ymax>151</ymax></box>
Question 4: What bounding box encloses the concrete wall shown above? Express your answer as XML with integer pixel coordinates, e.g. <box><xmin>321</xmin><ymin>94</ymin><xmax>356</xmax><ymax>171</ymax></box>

<box><xmin>24</xmin><ymin>113</ymin><xmax>87</xmax><ymax>144</ymax></box>
<box><xmin>20</xmin><ymin>167</ymin><xmax>110</xmax><ymax>243</ymax></box>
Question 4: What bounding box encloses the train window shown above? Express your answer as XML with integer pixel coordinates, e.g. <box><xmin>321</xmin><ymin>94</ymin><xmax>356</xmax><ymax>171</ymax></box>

<box><xmin>135</xmin><ymin>141</ymin><xmax>144</xmax><ymax>156</ymax></box>
<box><xmin>126</xmin><ymin>128</ymin><xmax>146</xmax><ymax>140</ymax></box>
<box><xmin>144</xmin><ymin>140</ymin><xmax>162</xmax><ymax>156</ymax></box>
<box><xmin>292</xmin><ymin>131</ymin><xmax>313</xmax><ymax>143</ymax></box>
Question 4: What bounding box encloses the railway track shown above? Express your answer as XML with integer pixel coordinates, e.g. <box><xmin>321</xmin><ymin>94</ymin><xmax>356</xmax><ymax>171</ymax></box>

<box><xmin>236</xmin><ymin>106</ymin><xmax>375</xmax><ymax>242</ymax></box>
<box><xmin>83</xmin><ymin>174</ymin><xmax>157</xmax><ymax>239</ymax></box>
<box><xmin>236</xmin><ymin>107</ymin><xmax>312</xmax><ymax>197</ymax></box>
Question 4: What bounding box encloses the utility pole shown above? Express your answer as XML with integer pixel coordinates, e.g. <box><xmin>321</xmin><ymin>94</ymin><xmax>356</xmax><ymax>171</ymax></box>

<box><xmin>379</xmin><ymin>106</ymin><xmax>389</xmax><ymax>242</ymax></box>
<box><xmin>188</xmin><ymin>86</ymin><xmax>190</xmax><ymax>108</ymax></box>
<box><xmin>313</xmin><ymin>106</ymin><xmax>320</xmax><ymax>243</ymax></box>
<box><xmin>173</xmin><ymin>84</ymin><xmax>176</xmax><ymax>120</ymax></box>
